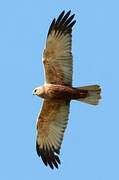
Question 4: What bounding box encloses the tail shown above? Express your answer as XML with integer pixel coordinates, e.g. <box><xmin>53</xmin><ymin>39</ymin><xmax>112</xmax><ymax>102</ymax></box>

<box><xmin>77</xmin><ymin>85</ymin><xmax>101</xmax><ymax>105</ymax></box>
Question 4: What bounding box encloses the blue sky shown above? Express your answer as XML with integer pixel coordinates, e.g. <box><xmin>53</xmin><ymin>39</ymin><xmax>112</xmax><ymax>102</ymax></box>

<box><xmin>0</xmin><ymin>0</ymin><xmax>119</xmax><ymax>179</ymax></box>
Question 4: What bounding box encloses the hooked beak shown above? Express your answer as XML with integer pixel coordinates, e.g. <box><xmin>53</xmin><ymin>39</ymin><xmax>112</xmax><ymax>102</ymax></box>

<box><xmin>32</xmin><ymin>90</ymin><xmax>35</xmax><ymax>95</ymax></box>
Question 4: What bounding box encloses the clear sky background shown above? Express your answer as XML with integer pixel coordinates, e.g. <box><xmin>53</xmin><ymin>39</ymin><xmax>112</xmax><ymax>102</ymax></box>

<box><xmin>0</xmin><ymin>0</ymin><xmax>119</xmax><ymax>179</ymax></box>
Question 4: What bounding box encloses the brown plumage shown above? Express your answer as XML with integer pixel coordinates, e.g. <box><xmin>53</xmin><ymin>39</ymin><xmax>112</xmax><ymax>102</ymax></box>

<box><xmin>32</xmin><ymin>10</ymin><xmax>101</xmax><ymax>169</ymax></box>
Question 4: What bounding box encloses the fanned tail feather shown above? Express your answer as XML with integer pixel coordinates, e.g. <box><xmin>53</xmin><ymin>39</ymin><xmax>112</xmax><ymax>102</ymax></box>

<box><xmin>77</xmin><ymin>85</ymin><xmax>101</xmax><ymax>105</ymax></box>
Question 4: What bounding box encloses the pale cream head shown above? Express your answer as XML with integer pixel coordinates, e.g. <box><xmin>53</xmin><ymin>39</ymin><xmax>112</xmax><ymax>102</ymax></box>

<box><xmin>32</xmin><ymin>86</ymin><xmax>44</xmax><ymax>98</ymax></box>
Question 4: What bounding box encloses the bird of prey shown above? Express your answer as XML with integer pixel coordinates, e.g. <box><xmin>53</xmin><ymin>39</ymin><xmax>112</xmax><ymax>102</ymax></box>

<box><xmin>32</xmin><ymin>10</ymin><xmax>101</xmax><ymax>169</ymax></box>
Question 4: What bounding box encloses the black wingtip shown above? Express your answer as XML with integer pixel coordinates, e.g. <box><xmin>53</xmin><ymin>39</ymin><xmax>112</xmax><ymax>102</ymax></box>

<box><xmin>47</xmin><ymin>18</ymin><xmax>56</xmax><ymax>37</ymax></box>
<box><xmin>47</xmin><ymin>10</ymin><xmax>76</xmax><ymax>37</ymax></box>
<box><xmin>60</xmin><ymin>10</ymin><xmax>65</xmax><ymax>16</ymax></box>
<box><xmin>36</xmin><ymin>141</ymin><xmax>61</xmax><ymax>169</ymax></box>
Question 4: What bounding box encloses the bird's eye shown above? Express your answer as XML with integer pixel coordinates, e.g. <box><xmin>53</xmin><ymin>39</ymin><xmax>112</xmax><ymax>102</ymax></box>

<box><xmin>34</xmin><ymin>89</ymin><xmax>37</xmax><ymax>93</ymax></box>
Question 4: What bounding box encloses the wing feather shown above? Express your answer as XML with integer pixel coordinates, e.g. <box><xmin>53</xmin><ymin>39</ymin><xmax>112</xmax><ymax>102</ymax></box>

<box><xmin>43</xmin><ymin>10</ymin><xmax>76</xmax><ymax>86</ymax></box>
<box><xmin>36</xmin><ymin>99</ymin><xmax>70</xmax><ymax>169</ymax></box>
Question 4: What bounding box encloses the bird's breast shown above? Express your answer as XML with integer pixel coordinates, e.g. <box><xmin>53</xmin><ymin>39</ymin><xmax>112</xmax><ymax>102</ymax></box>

<box><xmin>44</xmin><ymin>84</ymin><xmax>79</xmax><ymax>100</ymax></box>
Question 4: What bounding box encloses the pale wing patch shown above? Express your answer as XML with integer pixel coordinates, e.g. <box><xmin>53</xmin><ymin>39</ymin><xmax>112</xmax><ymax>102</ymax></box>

<box><xmin>43</xmin><ymin>32</ymin><xmax>72</xmax><ymax>86</ymax></box>
<box><xmin>36</xmin><ymin>99</ymin><xmax>70</xmax><ymax>169</ymax></box>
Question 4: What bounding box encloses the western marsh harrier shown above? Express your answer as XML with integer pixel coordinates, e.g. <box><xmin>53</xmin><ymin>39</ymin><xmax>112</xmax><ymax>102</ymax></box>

<box><xmin>32</xmin><ymin>10</ymin><xmax>101</xmax><ymax>169</ymax></box>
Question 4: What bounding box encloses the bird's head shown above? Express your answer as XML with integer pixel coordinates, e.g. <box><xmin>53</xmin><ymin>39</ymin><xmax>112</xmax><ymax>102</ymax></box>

<box><xmin>32</xmin><ymin>86</ymin><xmax>44</xmax><ymax>98</ymax></box>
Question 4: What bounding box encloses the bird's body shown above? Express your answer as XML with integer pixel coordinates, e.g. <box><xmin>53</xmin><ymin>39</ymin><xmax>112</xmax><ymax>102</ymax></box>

<box><xmin>33</xmin><ymin>10</ymin><xmax>101</xmax><ymax>169</ymax></box>
<box><xmin>34</xmin><ymin>84</ymin><xmax>88</xmax><ymax>100</ymax></box>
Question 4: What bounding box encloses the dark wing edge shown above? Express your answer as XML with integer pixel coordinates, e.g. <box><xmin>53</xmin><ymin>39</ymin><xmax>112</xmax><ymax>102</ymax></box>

<box><xmin>36</xmin><ymin>141</ymin><xmax>61</xmax><ymax>169</ymax></box>
<box><xmin>47</xmin><ymin>10</ymin><xmax>76</xmax><ymax>37</ymax></box>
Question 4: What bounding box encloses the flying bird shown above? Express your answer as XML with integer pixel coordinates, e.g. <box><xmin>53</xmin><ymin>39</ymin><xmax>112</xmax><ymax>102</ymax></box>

<box><xmin>32</xmin><ymin>10</ymin><xmax>101</xmax><ymax>169</ymax></box>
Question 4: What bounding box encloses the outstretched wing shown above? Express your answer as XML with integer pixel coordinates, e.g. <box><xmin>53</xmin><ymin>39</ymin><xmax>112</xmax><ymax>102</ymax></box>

<box><xmin>43</xmin><ymin>10</ymin><xmax>76</xmax><ymax>86</ymax></box>
<box><xmin>36</xmin><ymin>99</ymin><xmax>70</xmax><ymax>169</ymax></box>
